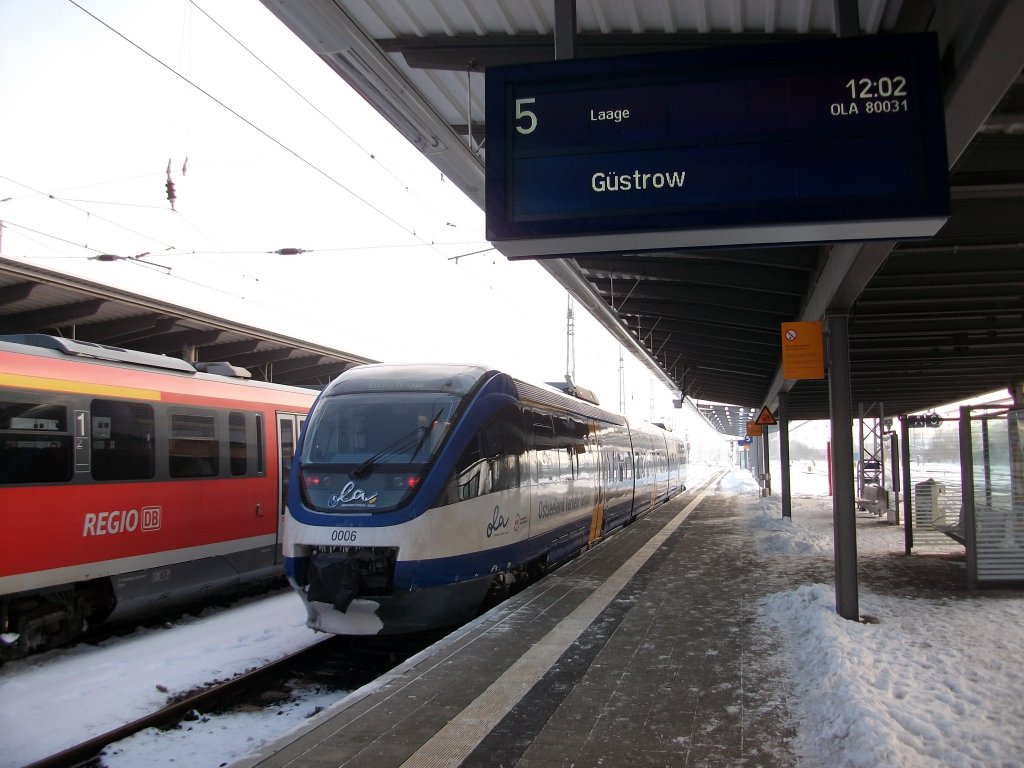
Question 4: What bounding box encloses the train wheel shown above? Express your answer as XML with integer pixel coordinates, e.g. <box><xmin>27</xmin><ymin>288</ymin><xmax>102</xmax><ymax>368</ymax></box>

<box><xmin>0</xmin><ymin>590</ymin><xmax>89</xmax><ymax>661</ymax></box>
<box><xmin>526</xmin><ymin>556</ymin><xmax>548</xmax><ymax>582</ymax></box>
<box><xmin>0</xmin><ymin>616</ymin><xmax>31</xmax><ymax>663</ymax></box>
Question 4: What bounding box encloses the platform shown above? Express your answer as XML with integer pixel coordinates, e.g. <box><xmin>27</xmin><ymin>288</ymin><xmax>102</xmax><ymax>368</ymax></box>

<box><xmin>234</xmin><ymin>472</ymin><xmax>811</xmax><ymax>768</ymax></box>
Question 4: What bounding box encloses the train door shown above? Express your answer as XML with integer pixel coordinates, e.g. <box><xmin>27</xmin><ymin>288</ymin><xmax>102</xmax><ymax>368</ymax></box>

<box><xmin>588</xmin><ymin>420</ymin><xmax>605</xmax><ymax>544</ymax></box>
<box><xmin>275</xmin><ymin>412</ymin><xmax>306</xmax><ymax>564</ymax></box>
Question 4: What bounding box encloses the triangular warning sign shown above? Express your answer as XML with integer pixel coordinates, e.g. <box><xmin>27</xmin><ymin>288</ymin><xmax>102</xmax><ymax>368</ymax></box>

<box><xmin>755</xmin><ymin>406</ymin><xmax>777</xmax><ymax>426</ymax></box>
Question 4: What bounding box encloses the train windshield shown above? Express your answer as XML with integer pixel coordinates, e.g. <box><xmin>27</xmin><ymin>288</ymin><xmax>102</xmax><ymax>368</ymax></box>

<box><xmin>298</xmin><ymin>392</ymin><xmax>459</xmax><ymax>513</ymax></box>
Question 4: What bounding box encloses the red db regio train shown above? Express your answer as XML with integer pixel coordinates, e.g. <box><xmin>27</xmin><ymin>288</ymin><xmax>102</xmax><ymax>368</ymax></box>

<box><xmin>0</xmin><ymin>334</ymin><xmax>316</xmax><ymax>661</ymax></box>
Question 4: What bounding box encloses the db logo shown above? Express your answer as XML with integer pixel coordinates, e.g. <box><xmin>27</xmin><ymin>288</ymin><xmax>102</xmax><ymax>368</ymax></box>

<box><xmin>142</xmin><ymin>506</ymin><xmax>162</xmax><ymax>531</ymax></box>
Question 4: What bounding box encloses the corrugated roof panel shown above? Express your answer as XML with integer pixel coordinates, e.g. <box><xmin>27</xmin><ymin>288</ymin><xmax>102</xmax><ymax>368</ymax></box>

<box><xmin>339</xmin><ymin>0</ymin><xmax>904</xmax><ymax>40</ymax></box>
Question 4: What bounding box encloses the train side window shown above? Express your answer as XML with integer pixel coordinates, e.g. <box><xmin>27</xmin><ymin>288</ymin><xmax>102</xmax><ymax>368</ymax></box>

<box><xmin>554</xmin><ymin>416</ymin><xmax>580</xmax><ymax>481</ymax></box>
<box><xmin>531</xmin><ymin>410</ymin><xmax>560</xmax><ymax>485</ymax></box>
<box><xmin>490</xmin><ymin>406</ymin><xmax>524</xmax><ymax>492</ymax></box>
<box><xmin>229</xmin><ymin>411</ymin><xmax>248</xmax><ymax>476</ymax></box>
<box><xmin>91</xmin><ymin>399</ymin><xmax>155</xmax><ymax>481</ymax></box>
<box><xmin>169</xmin><ymin>411</ymin><xmax>219</xmax><ymax>478</ymax></box>
<box><xmin>438</xmin><ymin>405</ymin><xmax>523</xmax><ymax>506</ymax></box>
<box><xmin>0</xmin><ymin>400</ymin><xmax>73</xmax><ymax>484</ymax></box>
<box><xmin>579</xmin><ymin>420</ymin><xmax>597</xmax><ymax>480</ymax></box>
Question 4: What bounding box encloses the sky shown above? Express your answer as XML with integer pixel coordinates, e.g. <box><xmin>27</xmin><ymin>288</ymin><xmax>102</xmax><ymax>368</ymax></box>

<box><xmin>2</xmin><ymin>466</ymin><xmax>1021</xmax><ymax>768</ymax></box>
<box><xmin>0</xmin><ymin>0</ymin><xmax>681</xmax><ymax>425</ymax></box>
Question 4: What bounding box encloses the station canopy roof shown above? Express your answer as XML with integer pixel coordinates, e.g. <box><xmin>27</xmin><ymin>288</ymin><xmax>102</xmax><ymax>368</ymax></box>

<box><xmin>258</xmin><ymin>0</ymin><xmax>1024</xmax><ymax>435</ymax></box>
<box><xmin>0</xmin><ymin>256</ymin><xmax>375</xmax><ymax>387</ymax></box>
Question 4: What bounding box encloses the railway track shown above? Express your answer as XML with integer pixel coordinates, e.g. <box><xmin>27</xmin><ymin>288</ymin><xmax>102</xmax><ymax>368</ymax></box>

<box><xmin>24</xmin><ymin>631</ymin><xmax>445</xmax><ymax>768</ymax></box>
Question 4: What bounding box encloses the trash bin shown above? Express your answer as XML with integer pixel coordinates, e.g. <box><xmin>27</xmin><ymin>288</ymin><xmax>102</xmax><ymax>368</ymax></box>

<box><xmin>914</xmin><ymin>478</ymin><xmax>945</xmax><ymax>528</ymax></box>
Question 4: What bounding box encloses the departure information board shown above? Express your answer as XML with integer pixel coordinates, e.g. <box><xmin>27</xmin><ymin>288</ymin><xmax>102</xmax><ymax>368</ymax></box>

<box><xmin>485</xmin><ymin>33</ymin><xmax>950</xmax><ymax>259</ymax></box>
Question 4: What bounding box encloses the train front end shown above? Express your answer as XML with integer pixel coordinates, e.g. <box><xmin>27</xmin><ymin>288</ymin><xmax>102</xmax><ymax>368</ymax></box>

<box><xmin>284</xmin><ymin>363</ymin><xmax>500</xmax><ymax>635</ymax></box>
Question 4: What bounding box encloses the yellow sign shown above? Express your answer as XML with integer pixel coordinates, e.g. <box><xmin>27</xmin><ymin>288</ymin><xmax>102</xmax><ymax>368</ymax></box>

<box><xmin>781</xmin><ymin>321</ymin><xmax>825</xmax><ymax>380</ymax></box>
<box><xmin>746</xmin><ymin>421</ymin><xmax>763</xmax><ymax>437</ymax></box>
<box><xmin>755</xmin><ymin>406</ymin><xmax>777</xmax><ymax>426</ymax></box>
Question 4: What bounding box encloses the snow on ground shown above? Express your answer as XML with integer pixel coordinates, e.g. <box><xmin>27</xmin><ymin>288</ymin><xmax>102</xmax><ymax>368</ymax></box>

<box><xmin>0</xmin><ymin>592</ymin><xmax>327</xmax><ymax>768</ymax></box>
<box><xmin>739</xmin><ymin>468</ymin><xmax>1024</xmax><ymax>768</ymax></box>
<box><xmin>1</xmin><ymin>469</ymin><xmax>1021</xmax><ymax>767</ymax></box>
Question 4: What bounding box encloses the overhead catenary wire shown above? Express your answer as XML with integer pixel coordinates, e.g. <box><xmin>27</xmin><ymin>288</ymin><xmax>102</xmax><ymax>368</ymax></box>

<box><xmin>0</xmin><ymin>220</ymin><xmax>174</xmax><ymax>274</ymax></box>
<box><xmin>0</xmin><ymin>175</ymin><xmax>178</xmax><ymax>252</ymax></box>
<box><xmin>3</xmin><ymin>3</ymin><xmax>507</xmax><ymax>340</ymax></box>
<box><xmin>1</xmin><ymin>219</ymin><xmax>108</xmax><ymax>255</ymax></box>
<box><xmin>0</xmin><ymin>179</ymin><xmax>488</xmax><ymax>261</ymax></box>
<box><xmin>35</xmin><ymin>197</ymin><xmax>172</xmax><ymax>211</ymax></box>
<box><xmin>5</xmin><ymin>169</ymin><xmax>185</xmax><ymax>200</ymax></box>
<box><xmin>6</xmin><ymin>3</ymin><xmax>483</xmax><ymax>277</ymax></box>
<box><xmin>185</xmin><ymin>0</ymin><xmax>468</xmax><ymax>232</ymax></box>
<box><xmin>66</xmin><ymin>0</ymin><xmax>424</xmax><ymax>244</ymax></box>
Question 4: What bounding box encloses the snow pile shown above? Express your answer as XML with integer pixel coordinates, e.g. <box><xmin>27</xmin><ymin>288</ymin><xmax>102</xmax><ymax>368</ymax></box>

<box><xmin>717</xmin><ymin>469</ymin><xmax>759</xmax><ymax>494</ymax></box>
<box><xmin>744</xmin><ymin>494</ymin><xmax>834</xmax><ymax>556</ymax></box>
<box><xmin>742</xmin><ymin>468</ymin><xmax>1024</xmax><ymax>768</ymax></box>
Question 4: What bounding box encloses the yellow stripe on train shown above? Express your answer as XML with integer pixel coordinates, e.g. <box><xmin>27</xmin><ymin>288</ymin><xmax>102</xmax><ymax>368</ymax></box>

<box><xmin>0</xmin><ymin>373</ymin><xmax>162</xmax><ymax>401</ymax></box>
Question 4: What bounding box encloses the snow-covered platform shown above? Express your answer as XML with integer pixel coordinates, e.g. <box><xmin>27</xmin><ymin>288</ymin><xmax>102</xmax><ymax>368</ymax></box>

<box><xmin>233</xmin><ymin>470</ymin><xmax>970</xmax><ymax>768</ymax></box>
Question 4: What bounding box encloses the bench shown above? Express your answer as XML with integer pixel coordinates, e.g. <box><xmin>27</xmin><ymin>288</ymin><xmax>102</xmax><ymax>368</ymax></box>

<box><xmin>938</xmin><ymin>523</ymin><xmax>966</xmax><ymax>545</ymax></box>
<box><xmin>857</xmin><ymin>484</ymin><xmax>888</xmax><ymax>516</ymax></box>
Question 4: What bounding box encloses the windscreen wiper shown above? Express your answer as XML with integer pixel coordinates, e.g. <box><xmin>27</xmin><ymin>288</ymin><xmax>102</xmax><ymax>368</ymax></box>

<box><xmin>409</xmin><ymin>408</ymin><xmax>445</xmax><ymax>463</ymax></box>
<box><xmin>351</xmin><ymin>427</ymin><xmax>424</xmax><ymax>480</ymax></box>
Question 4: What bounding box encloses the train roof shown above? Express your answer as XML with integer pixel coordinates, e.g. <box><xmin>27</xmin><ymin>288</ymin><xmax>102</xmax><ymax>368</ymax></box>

<box><xmin>319</xmin><ymin>362</ymin><xmax>628</xmax><ymax>425</ymax></box>
<box><xmin>0</xmin><ymin>334</ymin><xmax>319</xmax><ymax>399</ymax></box>
<box><xmin>322</xmin><ymin>363</ymin><xmax>492</xmax><ymax>397</ymax></box>
<box><xmin>513</xmin><ymin>378</ymin><xmax>626</xmax><ymax>426</ymax></box>
<box><xmin>1</xmin><ymin>334</ymin><xmax>198</xmax><ymax>374</ymax></box>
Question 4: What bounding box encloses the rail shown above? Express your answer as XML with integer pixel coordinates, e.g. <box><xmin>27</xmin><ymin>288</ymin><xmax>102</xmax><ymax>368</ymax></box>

<box><xmin>23</xmin><ymin>637</ymin><xmax>341</xmax><ymax>768</ymax></box>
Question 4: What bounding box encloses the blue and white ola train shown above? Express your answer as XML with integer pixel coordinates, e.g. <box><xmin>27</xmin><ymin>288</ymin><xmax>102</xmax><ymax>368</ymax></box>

<box><xmin>284</xmin><ymin>364</ymin><xmax>728</xmax><ymax>635</ymax></box>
